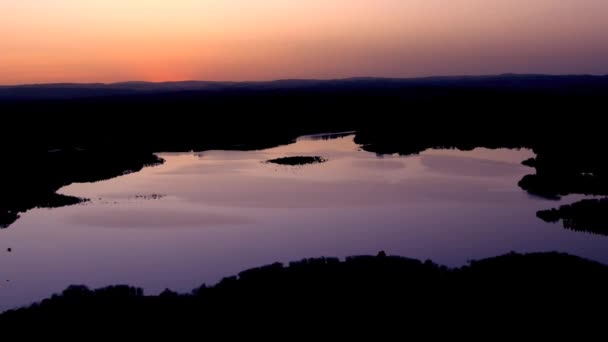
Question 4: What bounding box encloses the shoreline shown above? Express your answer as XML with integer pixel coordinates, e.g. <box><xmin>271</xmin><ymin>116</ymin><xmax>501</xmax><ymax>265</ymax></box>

<box><xmin>2</xmin><ymin>250</ymin><xmax>606</xmax><ymax>314</ymax></box>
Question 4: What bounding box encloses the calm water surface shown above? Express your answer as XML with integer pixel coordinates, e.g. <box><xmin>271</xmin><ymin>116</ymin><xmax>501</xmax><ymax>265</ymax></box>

<box><xmin>0</xmin><ymin>134</ymin><xmax>604</xmax><ymax>311</ymax></box>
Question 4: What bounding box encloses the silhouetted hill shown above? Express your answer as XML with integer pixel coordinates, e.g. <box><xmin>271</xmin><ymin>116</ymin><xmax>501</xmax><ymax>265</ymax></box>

<box><xmin>2</xmin><ymin>74</ymin><xmax>607</xmax><ymax>100</ymax></box>
<box><xmin>1</xmin><ymin>252</ymin><xmax>606</xmax><ymax>335</ymax></box>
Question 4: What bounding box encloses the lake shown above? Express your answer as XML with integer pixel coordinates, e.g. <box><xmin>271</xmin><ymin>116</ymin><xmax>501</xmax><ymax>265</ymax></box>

<box><xmin>0</xmin><ymin>133</ymin><xmax>605</xmax><ymax>311</ymax></box>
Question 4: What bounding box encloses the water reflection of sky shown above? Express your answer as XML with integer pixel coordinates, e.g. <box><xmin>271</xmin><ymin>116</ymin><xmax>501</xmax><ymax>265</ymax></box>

<box><xmin>1</xmin><ymin>134</ymin><xmax>606</xmax><ymax>312</ymax></box>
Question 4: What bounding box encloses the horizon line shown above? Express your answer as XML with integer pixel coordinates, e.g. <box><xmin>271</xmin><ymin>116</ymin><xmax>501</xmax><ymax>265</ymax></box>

<box><xmin>1</xmin><ymin>73</ymin><xmax>607</xmax><ymax>88</ymax></box>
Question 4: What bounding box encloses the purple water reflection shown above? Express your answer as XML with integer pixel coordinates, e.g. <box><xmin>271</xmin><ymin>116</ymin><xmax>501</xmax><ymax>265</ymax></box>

<box><xmin>0</xmin><ymin>134</ymin><xmax>603</xmax><ymax>311</ymax></box>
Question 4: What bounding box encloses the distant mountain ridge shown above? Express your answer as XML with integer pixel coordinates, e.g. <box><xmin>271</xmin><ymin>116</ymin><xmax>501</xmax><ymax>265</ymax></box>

<box><xmin>1</xmin><ymin>74</ymin><xmax>607</xmax><ymax>101</ymax></box>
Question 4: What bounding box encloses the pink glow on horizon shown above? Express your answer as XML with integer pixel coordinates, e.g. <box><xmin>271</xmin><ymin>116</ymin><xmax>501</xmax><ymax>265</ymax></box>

<box><xmin>1</xmin><ymin>0</ymin><xmax>607</xmax><ymax>84</ymax></box>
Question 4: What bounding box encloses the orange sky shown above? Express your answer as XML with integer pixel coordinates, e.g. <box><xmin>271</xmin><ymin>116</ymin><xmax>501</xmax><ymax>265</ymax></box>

<box><xmin>1</xmin><ymin>0</ymin><xmax>607</xmax><ymax>84</ymax></box>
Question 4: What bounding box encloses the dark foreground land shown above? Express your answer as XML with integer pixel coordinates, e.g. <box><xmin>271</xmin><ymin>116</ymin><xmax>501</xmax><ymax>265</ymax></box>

<box><xmin>1</xmin><ymin>252</ymin><xmax>607</xmax><ymax>334</ymax></box>
<box><xmin>2</xmin><ymin>75</ymin><xmax>608</xmax><ymax>232</ymax></box>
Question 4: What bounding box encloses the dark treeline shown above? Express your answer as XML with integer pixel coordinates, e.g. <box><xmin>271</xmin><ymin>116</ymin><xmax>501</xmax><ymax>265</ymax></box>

<box><xmin>4</xmin><ymin>75</ymin><xmax>607</xmax><ymax>152</ymax></box>
<box><xmin>1</xmin><ymin>252</ymin><xmax>607</xmax><ymax>334</ymax></box>
<box><xmin>538</xmin><ymin>198</ymin><xmax>608</xmax><ymax>235</ymax></box>
<box><xmin>1</xmin><ymin>75</ymin><xmax>608</xmax><ymax>230</ymax></box>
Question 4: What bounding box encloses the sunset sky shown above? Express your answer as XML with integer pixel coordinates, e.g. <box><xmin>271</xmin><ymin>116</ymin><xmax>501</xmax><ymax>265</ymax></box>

<box><xmin>1</xmin><ymin>0</ymin><xmax>607</xmax><ymax>84</ymax></box>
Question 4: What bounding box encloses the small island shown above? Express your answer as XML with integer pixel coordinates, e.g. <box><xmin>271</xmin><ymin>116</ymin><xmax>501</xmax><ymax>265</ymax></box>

<box><xmin>266</xmin><ymin>156</ymin><xmax>327</xmax><ymax>166</ymax></box>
